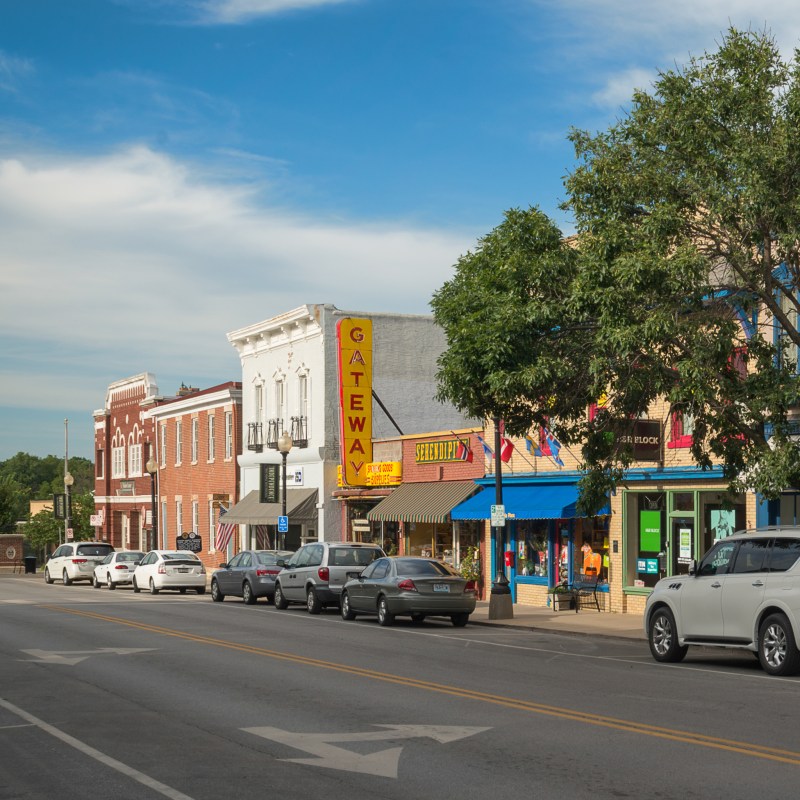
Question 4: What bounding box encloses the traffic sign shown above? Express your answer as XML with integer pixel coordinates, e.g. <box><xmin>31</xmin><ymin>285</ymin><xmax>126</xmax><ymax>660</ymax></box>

<box><xmin>490</xmin><ymin>504</ymin><xmax>506</xmax><ymax>527</ymax></box>
<box><xmin>278</xmin><ymin>515</ymin><xmax>289</xmax><ymax>533</ymax></box>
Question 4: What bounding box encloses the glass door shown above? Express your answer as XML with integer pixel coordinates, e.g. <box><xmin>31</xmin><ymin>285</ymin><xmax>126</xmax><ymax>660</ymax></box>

<box><xmin>669</xmin><ymin>517</ymin><xmax>695</xmax><ymax>575</ymax></box>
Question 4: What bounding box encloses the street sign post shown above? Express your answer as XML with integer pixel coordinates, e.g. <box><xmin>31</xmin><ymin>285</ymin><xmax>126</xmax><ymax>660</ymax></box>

<box><xmin>490</xmin><ymin>504</ymin><xmax>506</xmax><ymax>527</ymax></box>
<box><xmin>278</xmin><ymin>516</ymin><xmax>289</xmax><ymax>533</ymax></box>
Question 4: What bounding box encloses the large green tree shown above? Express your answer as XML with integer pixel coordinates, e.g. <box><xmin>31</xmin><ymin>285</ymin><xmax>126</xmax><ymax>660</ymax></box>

<box><xmin>434</xmin><ymin>28</ymin><xmax>800</xmax><ymax>514</ymax></box>
<box><xmin>0</xmin><ymin>475</ymin><xmax>29</xmax><ymax>533</ymax></box>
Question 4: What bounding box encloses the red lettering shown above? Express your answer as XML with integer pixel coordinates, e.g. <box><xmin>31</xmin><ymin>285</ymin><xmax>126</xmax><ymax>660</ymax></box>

<box><xmin>349</xmin><ymin>326</ymin><xmax>364</xmax><ymax>343</ymax></box>
<box><xmin>349</xmin><ymin>394</ymin><xmax>364</xmax><ymax>411</ymax></box>
<box><xmin>349</xmin><ymin>350</ymin><xmax>366</xmax><ymax>366</ymax></box>
<box><xmin>349</xmin><ymin>440</ymin><xmax>365</xmax><ymax>454</ymax></box>
<box><xmin>348</xmin><ymin>371</ymin><xmax>364</xmax><ymax>386</ymax></box>
<box><xmin>349</xmin><ymin>460</ymin><xmax>364</xmax><ymax>474</ymax></box>
<box><xmin>348</xmin><ymin>416</ymin><xmax>366</xmax><ymax>432</ymax></box>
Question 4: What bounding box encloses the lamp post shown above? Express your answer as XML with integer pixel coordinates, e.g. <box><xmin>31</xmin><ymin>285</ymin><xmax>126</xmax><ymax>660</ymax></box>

<box><xmin>64</xmin><ymin>471</ymin><xmax>74</xmax><ymax>545</ymax></box>
<box><xmin>277</xmin><ymin>430</ymin><xmax>293</xmax><ymax>550</ymax></box>
<box><xmin>145</xmin><ymin>457</ymin><xmax>158</xmax><ymax>552</ymax></box>
<box><xmin>488</xmin><ymin>416</ymin><xmax>513</xmax><ymax>619</ymax></box>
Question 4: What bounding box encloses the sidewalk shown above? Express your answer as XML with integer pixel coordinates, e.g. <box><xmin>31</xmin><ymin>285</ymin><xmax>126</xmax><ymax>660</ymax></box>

<box><xmin>469</xmin><ymin>600</ymin><xmax>646</xmax><ymax>640</ymax></box>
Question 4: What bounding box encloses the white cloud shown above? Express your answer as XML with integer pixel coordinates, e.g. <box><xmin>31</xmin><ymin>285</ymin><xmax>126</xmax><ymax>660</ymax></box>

<box><xmin>590</xmin><ymin>67</ymin><xmax>655</xmax><ymax>110</ymax></box>
<box><xmin>0</xmin><ymin>50</ymin><xmax>34</xmax><ymax>93</ymax></box>
<box><xmin>0</xmin><ymin>145</ymin><xmax>476</xmax><ymax>413</ymax></box>
<box><xmin>193</xmin><ymin>0</ymin><xmax>357</xmax><ymax>24</ymax></box>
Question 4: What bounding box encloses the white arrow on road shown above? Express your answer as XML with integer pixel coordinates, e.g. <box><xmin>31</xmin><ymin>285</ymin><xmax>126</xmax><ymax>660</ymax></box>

<box><xmin>20</xmin><ymin>648</ymin><xmax>155</xmax><ymax>666</ymax></box>
<box><xmin>242</xmin><ymin>724</ymin><xmax>491</xmax><ymax>778</ymax></box>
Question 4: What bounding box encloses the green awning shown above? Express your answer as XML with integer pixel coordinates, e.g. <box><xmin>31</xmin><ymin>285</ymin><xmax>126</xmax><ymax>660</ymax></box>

<box><xmin>366</xmin><ymin>481</ymin><xmax>479</xmax><ymax>524</ymax></box>
<box><xmin>222</xmin><ymin>488</ymin><xmax>318</xmax><ymax>525</ymax></box>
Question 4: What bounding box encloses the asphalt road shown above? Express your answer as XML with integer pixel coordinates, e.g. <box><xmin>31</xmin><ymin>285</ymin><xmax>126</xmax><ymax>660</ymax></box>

<box><xmin>1</xmin><ymin>574</ymin><xmax>799</xmax><ymax>800</ymax></box>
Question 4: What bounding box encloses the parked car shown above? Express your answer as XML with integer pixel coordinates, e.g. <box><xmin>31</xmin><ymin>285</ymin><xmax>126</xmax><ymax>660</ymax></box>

<box><xmin>44</xmin><ymin>541</ymin><xmax>116</xmax><ymax>585</ymax></box>
<box><xmin>340</xmin><ymin>556</ymin><xmax>477</xmax><ymax>627</ymax></box>
<box><xmin>273</xmin><ymin>542</ymin><xmax>385</xmax><ymax>613</ymax></box>
<box><xmin>644</xmin><ymin>527</ymin><xmax>800</xmax><ymax>676</ymax></box>
<box><xmin>93</xmin><ymin>550</ymin><xmax>145</xmax><ymax>589</ymax></box>
<box><xmin>211</xmin><ymin>549</ymin><xmax>295</xmax><ymax>604</ymax></box>
<box><xmin>132</xmin><ymin>550</ymin><xmax>207</xmax><ymax>595</ymax></box>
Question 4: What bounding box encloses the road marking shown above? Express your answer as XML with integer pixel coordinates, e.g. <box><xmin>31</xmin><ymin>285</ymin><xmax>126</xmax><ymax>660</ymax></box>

<box><xmin>0</xmin><ymin>696</ymin><xmax>196</xmax><ymax>800</ymax></box>
<box><xmin>20</xmin><ymin>647</ymin><xmax>155</xmax><ymax>665</ymax></box>
<box><xmin>42</xmin><ymin>604</ymin><xmax>800</xmax><ymax>767</ymax></box>
<box><xmin>243</xmin><ymin>724</ymin><xmax>489</xmax><ymax>777</ymax></box>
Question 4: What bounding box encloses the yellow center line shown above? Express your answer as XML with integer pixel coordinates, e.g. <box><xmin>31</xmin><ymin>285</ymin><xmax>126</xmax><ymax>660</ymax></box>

<box><xmin>43</xmin><ymin>604</ymin><xmax>800</xmax><ymax>766</ymax></box>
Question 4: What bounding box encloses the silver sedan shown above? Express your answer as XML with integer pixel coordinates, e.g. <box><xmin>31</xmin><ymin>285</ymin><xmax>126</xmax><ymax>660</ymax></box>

<box><xmin>211</xmin><ymin>549</ymin><xmax>295</xmax><ymax>604</ymax></box>
<box><xmin>340</xmin><ymin>556</ymin><xmax>477</xmax><ymax>627</ymax></box>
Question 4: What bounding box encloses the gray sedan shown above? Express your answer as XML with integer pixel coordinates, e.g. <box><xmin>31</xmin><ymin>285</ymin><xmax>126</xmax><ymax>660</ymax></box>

<box><xmin>211</xmin><ymin>550</ymin><xmax>295</xmax><ymax>605</ymax></box>
<box><xmin>340</xmin><ymin>556</ymin><xmax>477</xmax><ymax>627</ymax></box>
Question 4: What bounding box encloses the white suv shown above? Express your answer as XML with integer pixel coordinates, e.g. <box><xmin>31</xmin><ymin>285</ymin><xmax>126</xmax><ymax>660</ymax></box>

<box><xmin>44</xmin><ymin>542</ymin><xmax>116</xmax><ymax>585</ymax></box>
<box><xmin>645</xmin><ymin>527</ymin><xmax>800</xmax><ymax>676</ymax></box>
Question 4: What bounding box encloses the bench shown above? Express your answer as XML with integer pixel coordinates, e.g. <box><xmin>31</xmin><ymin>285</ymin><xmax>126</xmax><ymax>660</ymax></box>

<box><xmin>571</xmin><ymin>573</ymin><xmax>601</xmax><ymax>612</ymax></box>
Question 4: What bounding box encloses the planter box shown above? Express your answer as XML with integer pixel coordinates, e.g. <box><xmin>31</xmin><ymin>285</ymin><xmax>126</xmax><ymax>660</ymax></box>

<box><xmin>552</xmin><ymin>592</ymin><xmax>576</xmax><ymax>611</ymax></box>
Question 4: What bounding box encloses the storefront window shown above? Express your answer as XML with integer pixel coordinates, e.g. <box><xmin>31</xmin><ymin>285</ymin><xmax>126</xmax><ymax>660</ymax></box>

<box><xmin>516</xmin><ymin>520</ymin><xmax>550</xmax><ymax>579</ymax></box>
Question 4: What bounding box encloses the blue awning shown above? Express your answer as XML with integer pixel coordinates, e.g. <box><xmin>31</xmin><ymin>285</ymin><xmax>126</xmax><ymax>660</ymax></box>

<box><xmin>450</xmin><ymin>483</ymin><xmax>609</xmax><ymax>521</ymax></box>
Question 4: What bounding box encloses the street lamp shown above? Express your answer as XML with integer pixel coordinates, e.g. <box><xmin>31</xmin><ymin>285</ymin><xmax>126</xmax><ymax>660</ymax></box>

<box><xmin>64</xmin><ymin>471</ymin><xmax>74</xmax><ymax>545</ymax></box>
<box><xmin>145</xmin><ymin>457</ymin><xmax>158</xmax><ymax>552</ymax></box>
<box><xmin>488</xmin><ymin>417</ymin><xmax>513</xmax><ymax>620</ymax></box>
<box><xmin>277</xmin><ymin>430</ymin><xmax>293</xmax><ymax>550</ymax></box>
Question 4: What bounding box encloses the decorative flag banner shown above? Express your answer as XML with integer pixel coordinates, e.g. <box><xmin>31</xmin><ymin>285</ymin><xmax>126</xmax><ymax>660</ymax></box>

<box><xmin>455</xmin><ymin>440</ymin><xmax>474</xmax><ymax>462</ymax></box>
<box><xmin>476</xmin><ymin>434</ymin><xmax>494</xmax><ymax>459</ymax></box>
<box><xmin>544</xmin><ymin>428</ymin><xmax>565</xmax><ymax>467</ymax></box>
<box><xmin>499</xmin><ymin>437</ymin><xmax>514</xmax><ymax>463</ymax></box>
<box><xmin>216</xmin><ymin>522</ymin><xmax>236</xmax><ymax>552</ymax></box>
<box><xmin>525</xmin><ymin>433</ymin><xmax>542</xmax><ymax>457</ymax></box>
<box><xmin>254</xmin><ymin>524</ymin><xmax>271</xmax><ymax>549</ymax></box>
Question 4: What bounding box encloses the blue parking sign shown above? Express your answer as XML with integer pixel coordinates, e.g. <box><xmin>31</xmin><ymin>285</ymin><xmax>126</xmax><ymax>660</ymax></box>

<box><xmin>278</xmin><ymin>515</ymin><xmax>288</xmax><ymax>533</ymax></box>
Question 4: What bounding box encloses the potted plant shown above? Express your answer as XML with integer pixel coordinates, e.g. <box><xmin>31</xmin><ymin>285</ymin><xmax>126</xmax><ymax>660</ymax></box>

<box><xmin>459</xmin><ymin>545</ymin><xmax>482</xmax><ymax>599</ymax></box>
<box><xmin>551</xmin><ymin>582</ymin><xmax>575</xmax><ymax>610</ymax></box>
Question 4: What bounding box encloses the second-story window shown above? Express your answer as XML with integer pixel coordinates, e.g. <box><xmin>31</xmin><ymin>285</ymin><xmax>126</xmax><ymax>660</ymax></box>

<box><xmin>225</xmin><ymin>411</ymin><xmax>233</xmax><ymax>459</ymax></box>
<box><xmin>191</xmin><ymin>418</ymin><xmax>199</xmax><ymax>463</ymax></box>
<box><xmin>112</xmin><ymin>446</ymin><xmax>125</xmax><ymax>478</ymax></box>
<box><xmin>176</xmin><ymin>420</ymin><xmax>182</xmax><ymax>465</ymax></box>
<box><xmin>160</xmin><ymin>422</ymin><xmax>167</xmax><ymax>467</ymax></box>
<box><xmin>192</xmin><ymin>500</ymin><xmax>199</xmax><ymax>533</ymax></box>
<box><xmin>208</xmin><ymin>415</ymin><xmax>215</xmax><ymax>461</ymax></box>
<box><xmin>298</xmin><ymin>373</ymin><xmax>309</xmax><ymax>434</ymax></box>
<box><xmin>128</xmin><ymin>442</ymin><xmax>142</xmax><ymax>476</ymax></box>
<box><xmin>275</xmin><ymin>380</ymin><xmax>285</xmax><ymax>427</ymax></box>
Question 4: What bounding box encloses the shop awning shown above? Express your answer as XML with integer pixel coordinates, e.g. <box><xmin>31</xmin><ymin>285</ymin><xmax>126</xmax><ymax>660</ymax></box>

<box><xmin>222</xmin><ymin>488</ymin><xmax>318</xmax><ymax>525</ymax></box>
<box><xmin>450</xmin><ymin>483</ymin><xmax>609</xmax><ymax>521</ymax></box>
<box><xmin>366</xmin><ymin>481</ymin><xmax>480</xmax><ymax>524</ymax></box>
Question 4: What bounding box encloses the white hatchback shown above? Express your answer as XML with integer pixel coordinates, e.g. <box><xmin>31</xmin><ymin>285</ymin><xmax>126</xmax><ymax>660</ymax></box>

<box><xmin>93</xmin><ymin>551</ymin><xmax>145</xmax><ymax>589</ymax></box>
<box><xmin>645</xmin><ymin>527</ymin><xmax>800</xmax><ymax>676</ymax></box>
<box><xmin>132</xmin><ymin>550</ymin><xmax>207</xmax><ymax>595</ymax></box>
<box><xmin>44</xmin><ymin>542</ymin><xmax>115</xmax><ymax>585</ymax></box>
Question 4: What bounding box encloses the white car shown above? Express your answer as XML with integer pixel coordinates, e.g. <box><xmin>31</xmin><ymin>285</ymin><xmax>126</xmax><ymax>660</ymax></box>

<box><xmin>44</xmin><ymin>541</ymin><xmax>115</xmax><ymax>585</ymax></box>
<box><xmin>132</xmin><ymin>550</ymin><xmax>207</xmax><ymax>595</ymax></box>
<box><xmin>93</xmin><ymin>551</ymin><xmax>145</xmax><ymax>589</ymax></box>
<box><xmin>645</xmin><ymin>527</ymin><xmax>800</xmax><ymax>676</ymax></box>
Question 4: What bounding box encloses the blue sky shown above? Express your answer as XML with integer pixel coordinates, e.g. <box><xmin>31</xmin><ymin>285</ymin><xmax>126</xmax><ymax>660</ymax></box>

<box><xmin>1</xmin><ymin>0</ymin><xmax>797</xmax><ymax>462</ymax></box>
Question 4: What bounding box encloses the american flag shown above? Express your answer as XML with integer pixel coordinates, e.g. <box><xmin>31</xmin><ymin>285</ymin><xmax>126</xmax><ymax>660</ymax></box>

<box><xmin>215</xmin><ymin>504</ymin><xmax>236</xmax><ymax>552</ymax></box>
<box><xmin>254</xmin><ymin>524</ymin><xmax>271</xmax><ymax>549</ymax></box>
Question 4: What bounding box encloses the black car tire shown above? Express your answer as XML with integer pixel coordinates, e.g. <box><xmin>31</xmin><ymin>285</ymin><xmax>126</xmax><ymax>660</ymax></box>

<box><xmin>93</xmin><ymin>575</ymin><xmax>101</xmax><ymax>588</ymax></box>
<box><xmin>758</xmin><ymin>613</ymin><xmax>800</xmax><ymax>676</ymax></box>
<box><xmin>274</xmin><ymin>583</ymin><xmax>288</xmax><ymax>609</ymax></box>
<box><xmin>44</xmin><ymin>568</ymin><xmax>53</xmax><ymax>584</ymax></box>
<box><xmin>647</xmin><ymin>607</ymin><xmax>688</xmax><ymax>663</ymax></box>
<box><xmin>306</xmin><ymin>587</ymin><xmax>322</xmax><ymax>614</ymax></box>
<box><xmin>377</xmin><ymin>595</ymin><xmax>394</xmax><ymax>627</ymax></box>
<box><xmin>341</xmin><ymin>591</ymin><xmax>356</xmax><ymax>621</ymax></box>
<box><xmin>107</xmin><ymin>574</ymin><xmax>115</xmax><ymax>590</ymax></box>
<box><xmin>179</xmin><ymin>588</ymin><xmax>187</xmax><ymax>594</ymax></box>
<box><xmin>62</xmin><ymin>570</ymin><xmax>72</xmax><ymax>586</ymax></box>
<box><xmin>451</xmin><ymin>613</ymin><xmax>469</xmax><ymax>627</ymax></box>
<box><xmin>132</xmin><ymin>578</ymin><xmax>140</xmax><ymax>593</ymax></box>
<box><xmin>197</xmin><ymin>587</ymin><xmax>206</xmax><ymax>595</ymax></box>
<box><xmin>149</xmin><ymin>578</ymin><xmax>159</xmax><ymax>595</ymax></box>
<box><xmin>243</xmin><ymin>582</ymin><xmax>256</xmax><ymax>605</ymax></box>
<box><xmin>211</xmin><ymin>579</ymin><xmax>224</xmax><ymax>602</ymax></box>
<box><xmin>411</xmin><ymin>613</ymin><xmax>426</xmax><ymax>624</ymax></box>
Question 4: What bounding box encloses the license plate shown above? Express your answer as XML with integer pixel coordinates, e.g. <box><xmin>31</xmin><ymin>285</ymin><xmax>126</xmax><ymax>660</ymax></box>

<box><xmin>176</xmin><ymin>568</ymin><xmax>189</xmax><ymax>573</ymax></box>
<box><xmin>433</xmin><ymin>584</ymin><xmax>450</xmax><ymax>593</ymax></box>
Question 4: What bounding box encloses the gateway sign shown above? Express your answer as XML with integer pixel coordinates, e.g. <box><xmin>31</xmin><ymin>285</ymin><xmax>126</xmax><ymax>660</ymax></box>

<box><xmin>337</xmin><ymin>318</ymin><xmax>373</xmax><ymax>486</ymax></box>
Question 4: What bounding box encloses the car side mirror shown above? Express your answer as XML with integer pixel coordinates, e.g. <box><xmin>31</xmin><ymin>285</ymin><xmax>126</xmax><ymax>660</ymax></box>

<box><xmin>133</xmin><ymin>561</ymin><xmax>141</xmax><ymax>566</ymax></box>
<box><xmin>688</xmin><ymin>559</ymin><xmax>697</xmax><ymax>576</ymax></box>
<box><xmin>277</xmin><ymin>559</ymin><xmax>287</xmax><ymax>567</ymax></box>
<box><xmin>219</xmin><ymin>562</ymin><xmax>229</xmax><ymax>569</ymax></box>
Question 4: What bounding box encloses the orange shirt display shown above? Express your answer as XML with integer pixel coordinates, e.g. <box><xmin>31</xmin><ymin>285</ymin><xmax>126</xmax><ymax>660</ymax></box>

<box><xmin>583</xmin><ymin>551</ymin><xmax>602</xmax><ymax>576</ymax></box>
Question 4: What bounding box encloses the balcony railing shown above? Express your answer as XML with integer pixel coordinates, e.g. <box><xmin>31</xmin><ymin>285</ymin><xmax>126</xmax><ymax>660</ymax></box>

<box><xmin>290</xmin><ymin>416</ymin><xmax>308</xmax><ymax>448</ymax></box>
<box><xmin>266</xmin><ymin>419</ymin><xmax>283</xmax><ymax>450</ymax></box>
<box><xmin>247</xmin><ymin>422</ymin><xmax>263</xmax><ymax>452</ymax></box>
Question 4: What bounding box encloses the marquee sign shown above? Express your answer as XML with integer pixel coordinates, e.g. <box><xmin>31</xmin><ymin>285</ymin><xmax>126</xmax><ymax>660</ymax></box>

<box><xmin>337</xmin><ymin>318</ymin><xmax>373</xmax><ymax>486</ymax></box>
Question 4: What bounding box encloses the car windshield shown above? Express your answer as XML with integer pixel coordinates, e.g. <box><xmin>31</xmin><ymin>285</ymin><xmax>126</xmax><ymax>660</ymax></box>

<box><xmin>163</xmin><ymin>552</ymin><xmax>200</xmax><ymax>561</ymax></box>
<box><xmin>118</xmin><ymin>552</ymin><xmax>144</xmax><ymax>562</ymax></box>
<box><xmin>395</xmin><ymin>559</ymin><xmax>455</xmax><ymax>576</ymax></box>
<box><xmin>76</xmin><ymin>544</ymin><xmax>114</xmax><ymax>557</ymax></box>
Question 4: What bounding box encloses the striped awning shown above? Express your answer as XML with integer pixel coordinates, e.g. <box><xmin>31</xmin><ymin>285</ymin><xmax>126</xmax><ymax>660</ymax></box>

<box><xmin>366</xmin><ymin>481</ymin><xmax>479</xmax><ymax>524</ymax></box>
<box><xmin>222</xmin><ymin>488</ymin><xmax>318</xmax><ymax>525</ymax></box>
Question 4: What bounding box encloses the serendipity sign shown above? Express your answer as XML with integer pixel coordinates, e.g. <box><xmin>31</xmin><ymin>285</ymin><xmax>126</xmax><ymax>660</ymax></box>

<box><xmin>337</xmin><ymin>318</ymin><xmax>373</xmax><ymax>486</ymax></box>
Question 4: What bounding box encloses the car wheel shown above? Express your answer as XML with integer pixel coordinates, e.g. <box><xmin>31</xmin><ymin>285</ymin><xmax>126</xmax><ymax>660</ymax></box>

<box><xmin>44</xmin><ymin>568</ymin><xmax>53</xmax><ymax>584</ymax></box>
<box><xmin>62</xmin><ymin>569</ymin><xmax>72</xmax><ymax>586</ymax></box>
<box><xmin>341</xmin><ymin>591</ymin><xmax>356</xmax><ymax>621</ymax></box>
<box><xmin>377</xmin><ymin>595</ymin><xmax>394</xmax><ymax>627</ymax></box>
<box><xmin>211</xmin><ymin>579</ymin><xmax>224</xmax><ymax>602</ymax></box>
<box><xmin>306</xmin><ymin>587</ymin><xmax>322</xmax><ymax>614</ymax></box>
<box><xmin>411</xmin><ymin>613</ymin><xmax>426</xmax><ymax>624</ymax></box>
<box><xmin>451</xmin><ymin>613</ymin><xmax>469</xmax><ymax>627</ymax></box>
<box><xmin>93</xmin><ymin>575</ymin><xmax>101</xmax><ymax>589</ymax></box>
<box><xmin>149</xmin><ymin>578</ymin><xmax>159</xmax><ymax>595</ymax></box>
<box><xmin>196</xmin><ymin>587</ymin><xmax>206</xmax><ymax>595</ymax></box>
<box><xmin>758</xmin><ymin>613</ymin><xmax>800</xmax><ymax>676</ymax></box>
<box><xmin>648</xmin><ymin>607</ymin><xmax>688</xmax><ymax>663</ymax></box>
<box><xmin>273</xmin><ymin>583</ymin><xmax>289</xmax><ymax>609</ymax></box>
<box><xmin>179</xmin><ymin>588</ymin><xmax>187</xmax><ymax>594</ymax></box>
<box><xmin>132</xmin><ymin>577</ymin><xmax>140</xmax><ymax>593</ymax></box>
<box><xmin>243</xmin><ymin>582</ymin><xmax>256</xmax><ymax>605</ymax></box>
<box><xmin>107</xmin><ymin>575</ymin><xmax>115</xmax><ymax>590</ymax></box>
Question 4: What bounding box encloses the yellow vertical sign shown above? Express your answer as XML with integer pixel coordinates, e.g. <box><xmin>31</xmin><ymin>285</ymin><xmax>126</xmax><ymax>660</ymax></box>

<box><xmin>337</xmin><ymin>318</ymin><xmax>373</xmax><ymax>486</ymax></box>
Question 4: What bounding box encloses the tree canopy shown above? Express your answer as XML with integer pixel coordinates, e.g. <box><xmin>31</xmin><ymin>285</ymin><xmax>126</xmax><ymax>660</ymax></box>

<box><xmin>433</xmin><ymin>27</ymin><xmax>800</xmax><ymax>513</ymax></box>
